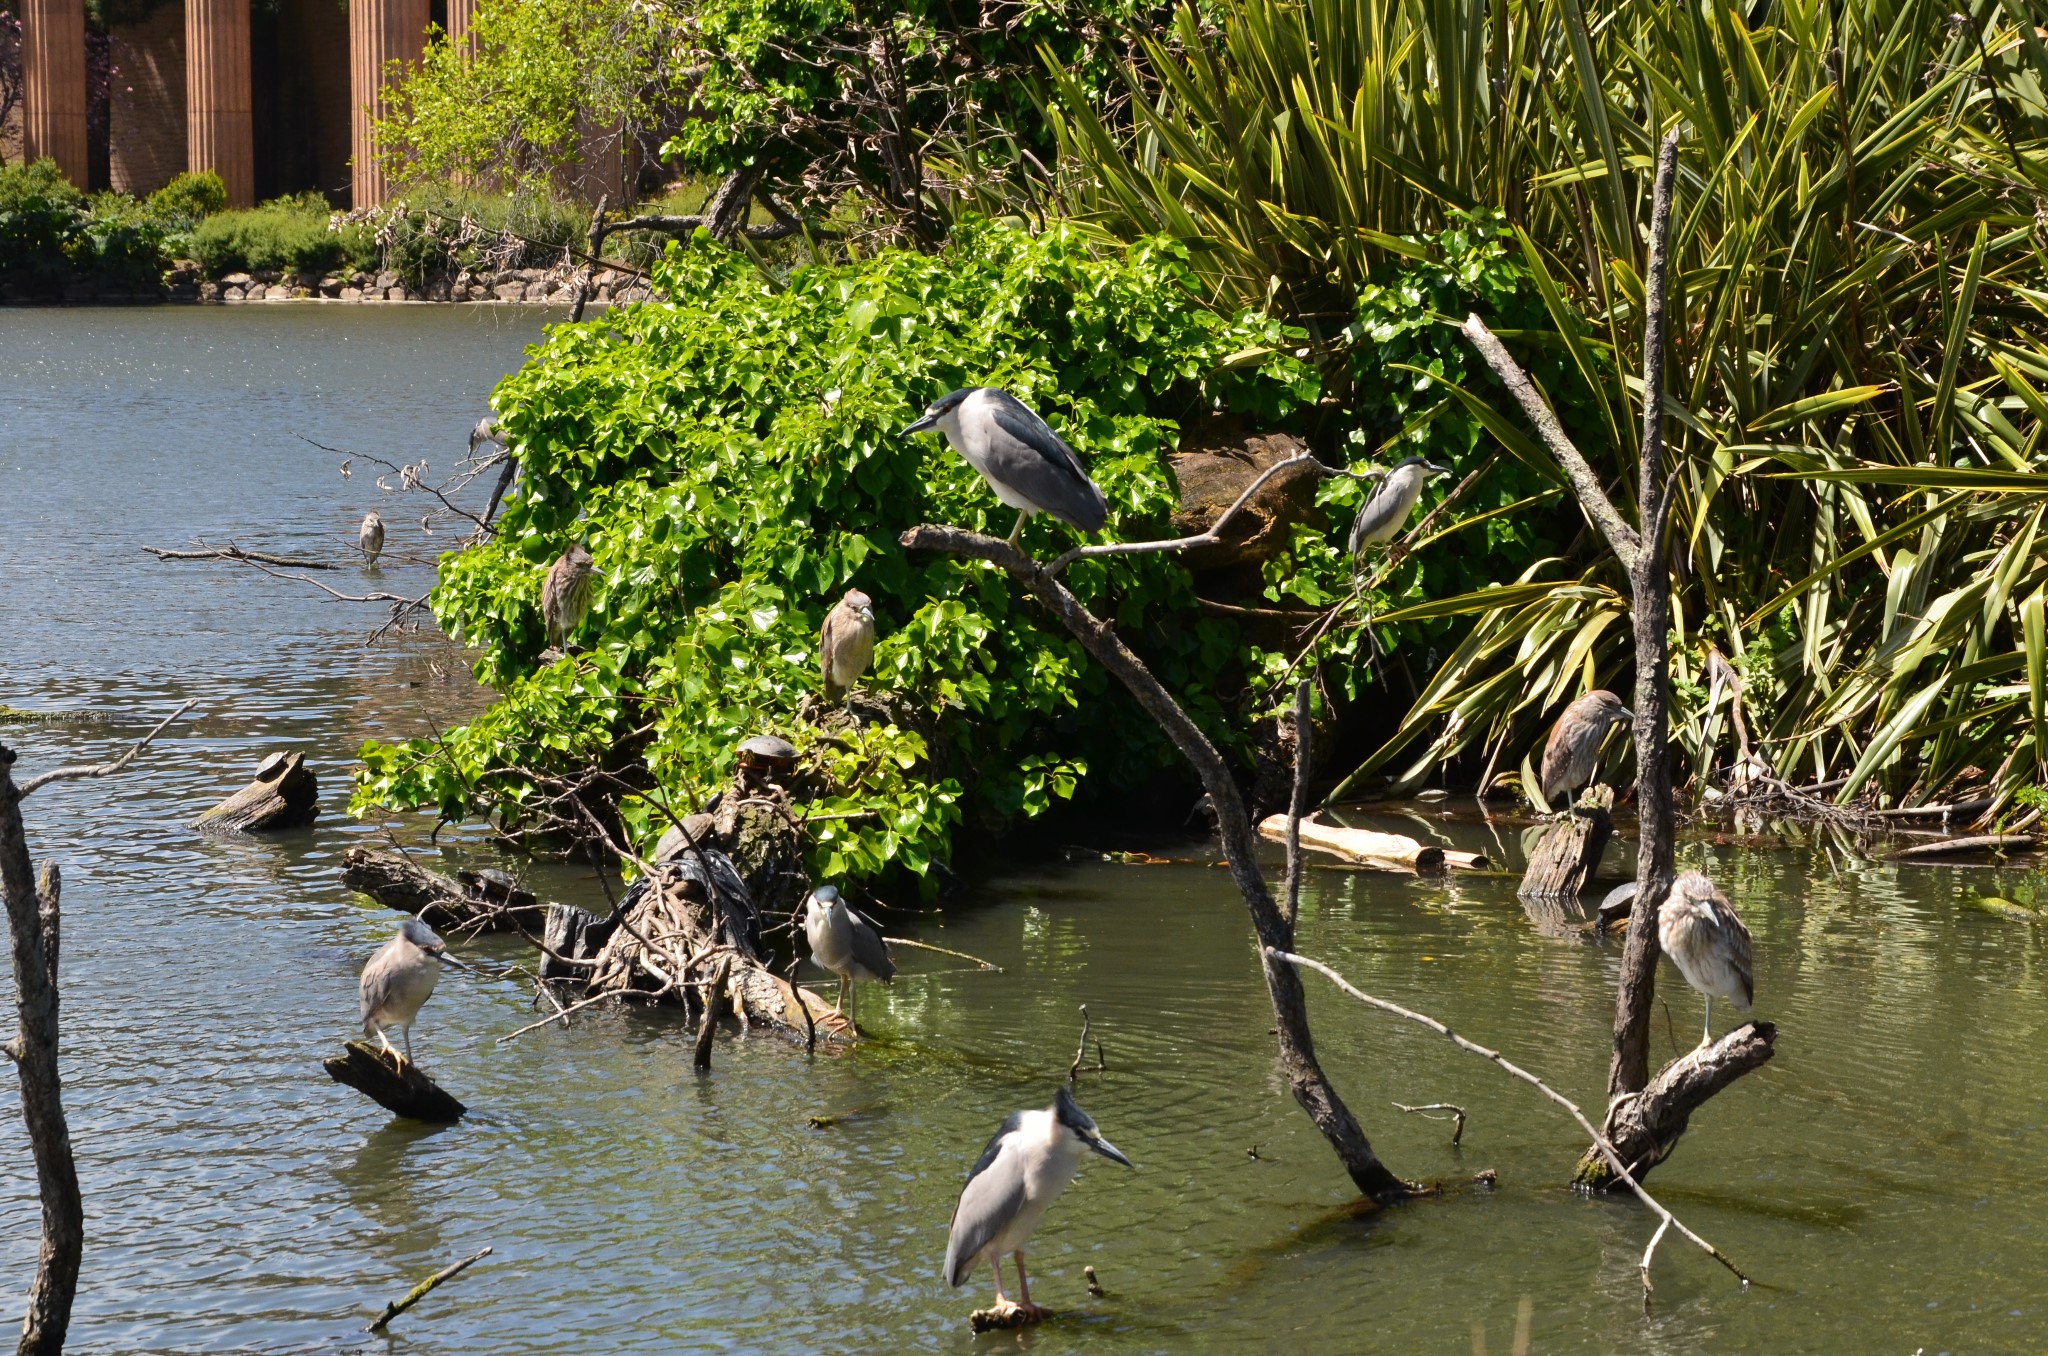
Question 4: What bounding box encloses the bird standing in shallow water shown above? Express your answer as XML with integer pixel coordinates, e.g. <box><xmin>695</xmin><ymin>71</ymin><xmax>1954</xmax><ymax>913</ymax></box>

<box><xmin>360</xmin><ymin>918</ymin><xmax>449</xmax><ymax>1069</ymax></box>
<box><xmin>803</xmin><ymin>885</ymin><xmax>894</xmax><ymax>1026</ymax></box>
<box><xmin>901</xmin><ymin>388</ymin><xmax>1108</xmax><ymax>546</ymax></box>
<box><xmin>1347</xmin><ymin>456</ymin><xmax>1449</xmax><ymax>561</ymax></box>
<box><xmin>359</xmin><ymin>511</ymin><xmax>385</xmax><ymax>566</ymax></box>
<box><xmin>820</xmin><ymin>589</ymin><xmax>876</xmax><ymax>704</ymax></box>
<box><xmin>1657</xmin><ymin>871</ymin><xmax>1753</xmax><ymax>1047</ymax></box>
<box><xmin>541</xmin><ymin>543</ymin><xmax>594</xmax><ymax>648</ymax></box>
<box><xmin>944</xmin><ymin>1085</ymin><xmax>1133</xmax><ymax>1322</ymax></box>
<box><xmin>1539</xmin><ymin>689</ymin><xmax>1634</xmax><ymax>806</ymax></box>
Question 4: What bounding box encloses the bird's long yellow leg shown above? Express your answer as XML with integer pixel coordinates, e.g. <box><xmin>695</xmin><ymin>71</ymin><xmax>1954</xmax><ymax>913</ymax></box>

<box><xmin>1701</xmin><ymin>997</ymin><xmax>1713</xmax><ymax>1048</ymax></box>
<box><xmin>1014</xmin><ymin>1253</ymin><xmax>1046</xmax><ymax>1318</ymax></box>
<box><xmin>1007</xmin><ymin>511</ymin><xmax>1028</xmax><ymax>546</ymax></box>
<box><xmin>989</xmin><ymin>1257</ymin><xmax>1009</xmax><ymax>1306</ymax></box>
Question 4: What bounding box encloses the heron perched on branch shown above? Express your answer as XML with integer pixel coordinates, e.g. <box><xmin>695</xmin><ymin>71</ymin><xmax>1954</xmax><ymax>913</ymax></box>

<box><xmin>820</xmin><ymin>589</ymin><xmax>876</xmax><ymax>703</ymax></box>
<box><xmin>360</xmin><ymin>918</ymin><xmax>450</xmax><ymax>1069</ymax></box>
<box><xmin>359</xmin><ymin>511</ymin><xmax>385</xmax><ymax>566</ymax></box>
<box><xmin>1658</xmin><ymin>871</ymin><xmax>1753</xmax><ymax>1047</ymax></box>
<box><xmin>468</xmin><ymin>416</ymin><xmax>501</xmax><ymax>453</ymax></box>
<box><xmin>542</xmin><ymin>543</ymin><xmax>594</xmax><ymax>648</ymax></box>
<box><xmin>1539</xmin><ymin>689</ymin><xmax>1634</xmax><ymax>806</ymax></box>
<box><xmin>943</xmin><ymin>1085</ymin><xmax>1132</xmax><ymax>1322</ymax></box>
<box><xmin>901</xmin><ymin>388</ymin><xmax>1108</xmax><ymax>546</ymax></box>
<box><xmin>1347</xmin><ymin>456</ymin><xmax>1449</xmax><ymax>559</ymax></box>
<box><xmin>803</xmin><ymin>885</ymin><xmax>893</xmax><ymax>1025</ymax></box>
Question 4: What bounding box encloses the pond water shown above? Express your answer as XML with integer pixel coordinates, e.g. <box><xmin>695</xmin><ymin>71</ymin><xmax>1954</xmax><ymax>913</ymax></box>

<box><xmin>2</xmin><ymin>305</ymin><xmax>2046</xmax><ymax>1355</ymax></box>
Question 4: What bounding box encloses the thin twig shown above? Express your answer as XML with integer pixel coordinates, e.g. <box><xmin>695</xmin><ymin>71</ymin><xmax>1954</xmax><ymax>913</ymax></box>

<box><xmin>1270</xmin><ymin>947</ymin><xmax>1749</xmax><ymax>1288</ymax></box>
<box><xmin>1046</xmin><ymin>452</ymin><xmax>1321</xmax><ymax>576</ymax></box>
<box><xmin>1641</xmin><ymin>1216</ymin><xmax>1672</xmax><ymax>1304</ymax></box>
<box><xmin>496</xmin><ymin>991</ymin><xmax>615</xmax><ymax>1042</ymax></box>
<box><xmin>18</xmin><ymin>701</ymin><xmax>197</xmax><ymax>798</ymax></box>
<box><xmin>883</xmin><ymin>936</ymin><xmax>1001</xmax><ymax>970</ymax></box>
<box><xmin>364</xmin><ymin>1246</ymin><xmax>493</xmax><ymax>1332</ymax></box>
<box><xmin>1067</xmin><ymin>1004</ymin><xmax>1091</xmax><ymax>1082</ymax></box>
<box><xmin>142</xmin><ymin>544</ymin><xmax>337</xmax><ymax>569</ymax></box>
<box><xmin>1393</xmin><ymin>1101</ymin><xmax>1467</xmax><ymax>1147</ymax></box>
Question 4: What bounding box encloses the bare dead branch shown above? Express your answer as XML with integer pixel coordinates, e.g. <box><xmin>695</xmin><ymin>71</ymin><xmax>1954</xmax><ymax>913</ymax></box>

<box><xmin>1393</xmin><ymin>1101</ymin><xmax>1467</xmax><ymax>1147</ymax></box>
<box><xmin>1067</xmin><ymin>1004</ymin><xmax>1091</xmax><ymax>1082</ymax></box>
<box><xmin>1283</xmin><ymin>679</ymin><xmax>1311</xmax><ymax>928</ymax></box>
<box><xmin>1047</xmin><ymin>452</ymin><xmax>1319</xmax><ymax>576</ymax></box>
<box><xmin>365</xmin><ymin>1246</ymin><xmax>493</xmax><ymax>1333</ymax></box>
<box><xmin>142</xmin><ymin>544</ymin><xmax>337</xmax><ymax>569</ymax></box>
<box><xmin>19</xmin><ymin>700</ymin><xmax>197</xmax><ymax>799</ymax></box>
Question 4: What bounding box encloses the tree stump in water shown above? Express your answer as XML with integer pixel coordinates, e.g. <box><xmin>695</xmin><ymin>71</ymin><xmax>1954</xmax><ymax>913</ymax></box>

<box><xmin>194</xmin><ymin>752</ymin><xmax>319</xmax><ymax>832</ymax></box>
<box><xmin>1517</xmin><ymin>784</ymin><xmax>1614</xmax><ymax>903</ymax></box>
<box><xmin>1571</xmin><ymin>1020</ymin><xmax>1776</xmax><ymax>1189</ymax></box>
<box><xmin>340</xmin><ymin>846</ymin><xmax>545</xmax><ymax>934</ymax></box>
<box><xmin>322</xmin><ymin>1041</ymin><xmax>467</xmax><ymax>1122</ymax></box>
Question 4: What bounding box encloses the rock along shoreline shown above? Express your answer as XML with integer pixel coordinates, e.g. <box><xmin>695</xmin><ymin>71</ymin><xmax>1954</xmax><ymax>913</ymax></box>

<box><xmin>11</xmin><ymin>261</ymin><xmax>656</xmax><ymax>307</ymax></box>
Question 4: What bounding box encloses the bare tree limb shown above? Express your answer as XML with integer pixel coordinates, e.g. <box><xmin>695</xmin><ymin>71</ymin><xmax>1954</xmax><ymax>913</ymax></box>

<box><xmin>1047</xmin><ymin>452</ymin><xmax>1321</xmax><ymax>576</ymax></box>
<box><xmin>1271</xmin><ymin>947</ymin><xmax>1749</xmax><ymax>1291</ymax></box>
<box><xmin>142</xmin><ymin>544</ymin><xmax>337</xmax><ymax>569</ymax></box>
<box><xmin>365</xmin><ymin>1246</ymin><xmax>493</xmax><ymax>1333</ymax></box>
<box><xmin>1393</xmin><ymin>1101</ymin><xmax>1466</xmax><ymax>1146</ymax></box>
<box><xmin>1283</xmin><ymin>679</ymin><xmax>1311</xmax><ymax>928</ymax></box>
<box><xmin>19</xmin><ymin>700</ymin><xmax>196</xmax><ymax>799</ymax></box>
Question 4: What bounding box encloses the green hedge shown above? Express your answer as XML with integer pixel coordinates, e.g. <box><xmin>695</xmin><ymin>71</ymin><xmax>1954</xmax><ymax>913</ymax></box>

<box><xmin>187</xmin><ymin>194</ymin><xmax>372</xmax><ymax>277</ymax></box>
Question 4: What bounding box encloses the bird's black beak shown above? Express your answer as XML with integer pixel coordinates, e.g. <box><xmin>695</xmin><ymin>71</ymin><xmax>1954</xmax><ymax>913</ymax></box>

<box><xmin>1425</xmin><ymin>461</ymin><xmax>1453</xmax><ymax>476</ymax></box>
<box><xmin>900</xmin><ymin>414</ymin><xmax>938</xmax><ymax>436</ymax></box>
<box><xmin>1087</xmin><ymin>1133</ymin><xmax>1134</xmax><ymax>1168</ymax></box>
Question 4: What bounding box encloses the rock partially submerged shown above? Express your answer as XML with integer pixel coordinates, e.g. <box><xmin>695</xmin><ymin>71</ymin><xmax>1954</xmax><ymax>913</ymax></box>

<box><xmin>194</xmin><ymin>751</ymin><xmax>319</xmax><ymax>832</ymax></box>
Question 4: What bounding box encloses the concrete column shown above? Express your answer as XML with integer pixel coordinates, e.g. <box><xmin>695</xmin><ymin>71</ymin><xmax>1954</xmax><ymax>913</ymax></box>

<box><xmin>445</xmin><ymin>0</ymin><xmax>477</xmax><ymax>53</ymax></box>
<box><xmin>21</xmin><ymin>0</ymin><xmax>88</xmax><ymax>186</ymax></box>
<box><xmin>349</xmin><ymin>0</ymin><xmax>427</xmax><ymax>208</ymax></box>
<box><xmin>184</xmin><ymin>0</ymin><xmax>253</xmax><ymax>207</ymax></box>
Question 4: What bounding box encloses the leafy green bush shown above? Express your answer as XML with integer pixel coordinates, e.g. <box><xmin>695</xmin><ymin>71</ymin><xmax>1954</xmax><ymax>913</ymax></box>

<box><xmin>354</xmin><ymin>220</ymin><xmax>1321</xmax><ymax>887</ymax></box>
<box><xmin>144</xmin><ymin>171</ymin><xmax>228</xmax><ymax>231</ymax></box>
<box><xmin>0</xmin><ymin>160</ymin><xmax>89</xmax><ymax>295</ymax></box>
<box><xmin>189</xmin><ymin>196</ymin><xmax>366</xmax><ymax>276</ymax></box>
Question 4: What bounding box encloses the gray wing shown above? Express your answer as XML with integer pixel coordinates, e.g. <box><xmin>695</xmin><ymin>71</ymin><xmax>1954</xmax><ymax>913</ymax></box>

<box><xmin>847</xmin><ymin>908</ymin><xmax>895</xmax><ymax>982</ymax></box>
<box><xmin>359</xmin><ymin>942</ymin><xmax>395</xmax><ymax>1027</ymax></box>
<box><xmin>1346</xmin><ymin>475</ymin><xmax>1398</xmax><ymax>555</ymax></box>
<box><xmin>944</xmin><ymin>1116</ymin><xmax>1026</xmax><ymax>1285</ymax></box>
<box><xmin>986</xmin><ymin>392</ymin><xmax>1109</xmax><ymax>532</ymax></box>
<box><xmin>1718</xmin><ymin>903</ymin><xmax>1755</xmax><ymax>1008</ymax></box>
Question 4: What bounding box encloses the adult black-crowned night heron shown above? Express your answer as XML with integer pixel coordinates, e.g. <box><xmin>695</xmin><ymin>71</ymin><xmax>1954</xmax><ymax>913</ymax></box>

<box><xmin>1658</xmin><ymin>871</ymin><xmax>1753</xmax><ymax>1046</ymax></box>
<box><xmin>820</xmin><ymin>589</ymin><xmax>876</xmax><ymax>703</ymax></box>
<box><xmin>1539</xmin><ymin>689</ymin><xmax>1634</xmax><ymax>805</ymax></box>
<box><xmin>803</xmin><ymin>885</ymin><xmax>894</xmax><ymax>1024</ymax></box>
<box><xmin>943</xmin><ymin>1085</ymin><xmax>1132</xmax><ymax>1321</ymax></box>
<box><xmin>901</xmin><ymin>388</ymin><xmax>1109</xmax><ymax>545</ymax></box>
<box><xmin>541</xmin><ymin>543</ymin><xmax>594</xmax><ymax>648</ymax></box>
<box><xmin>359</xmin><ymin>917</ymin><xmax>449</xmax><ymax>1068</ymax></box>
<box><xmin>359</xmin><ymin>511</ymin><xmax>385</xmax><ymax>566</ymax></box>
<box><xmin>1347</xmin><ymin>456</ymin><xmax>1450</xmax><ymax>559</ymax></box>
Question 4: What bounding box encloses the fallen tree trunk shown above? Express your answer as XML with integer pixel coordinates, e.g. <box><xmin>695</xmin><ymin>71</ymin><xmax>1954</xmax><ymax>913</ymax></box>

<box><xmin>1572</xmin><ymin>1022</ymin><xmax>1777</xmax><ymax>1188</ymax></box>
<box><xmin>340</xmin><ymin>846</ymin><xmax>544</xmax><ymax>934</ymax></box>
<box><xmin>323</xmin><ymin>1041</ymin><xmax>467</xmax><ymax>1121</ymax></box>
<box><xmin>1256</xmin><ymin>814</ymin><xmax>1483</xmax><ymax>873</ymax></box>
<box><xmin>194</xmin><ymin>752</ymin><xmax>320</xmax><ymax>832</ymax></box>
<box><xmin>1876</xmin><ymin>833</ymin><xmax>2038</xmax><ymax>861</ymax></box>
<box><xmin>1518</xmin><ymin>785</ymin><xmax>1614</xmax><ymax>901</ymax></box>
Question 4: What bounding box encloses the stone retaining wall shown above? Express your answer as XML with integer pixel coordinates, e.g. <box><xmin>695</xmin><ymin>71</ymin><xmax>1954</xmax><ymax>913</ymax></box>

<box><xmin>150</xmin><ymin>261</ymin><xmax>657</xmax><ymax>305</ymax></box>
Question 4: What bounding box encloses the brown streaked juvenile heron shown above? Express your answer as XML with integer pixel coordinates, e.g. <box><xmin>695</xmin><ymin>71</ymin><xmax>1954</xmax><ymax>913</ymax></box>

<box><xmin>943</xmin><ymin>1085</ymin><xmax>1132</xmax><ymax>1322</ymax></box>
<box><xmin>1657</xmin><ymin>871</ymin><xmax>1753</xmax><ymax>1047</ymax></box>
<box><xmin>541</xmin><ymin>542</ymin><xmax>594</xmax><ymax>648</ymax></box>
<box><xmin>820</xmin><ymin>589</ymin><xmax>876</xmax><ymax>704</ymax></box>
<box><xmin>359</xmin><ymin>917</ymin><xmax>449</xmax><ymax>1068</ymax></box>
<box><xmin>901</xmin><ymin>388</ymin><xmax>1108</xmax><ymax>546</ymax></box>
<box><xmin>803</xmin><ymin>885</ymin><xmax>894</xmax><ymax>1025</ymax></box>
<box><xmin>359</xmin><ymin>510</ymin><xmax>385</xmax><ymax>566</ymax></box>
<box><xmin>1539</xmin><ymin>689</ymin><xmax>1634</xmax><ymax>806</ymax></box>
<box><xmin>1347</xmin><ymin>456</ymin><xmax>1450</xmax><ymax>559</ymax></box>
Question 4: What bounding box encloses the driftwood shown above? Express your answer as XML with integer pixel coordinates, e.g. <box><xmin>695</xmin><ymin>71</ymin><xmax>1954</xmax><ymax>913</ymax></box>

<box><xmin>1517</xmin><ymin>784</ymin><xmax>1614</xmax><ymax>901</ymax></box>
<box><xmin>322</xmin><ymin>1041</ymin><xmax>467</xmax><ymax>1122</ymax></box>
<box><xmin>194</xmin><ymin>751</ymin><xmax>319</xmax><ymax>832</ymax></box>
<box><xmin>1876</xmin><ymin>833</ymin><xmax>2038</xmax><ymax>861</ymax></box>
<box><xmin>340</xmin><ymin>845</ymin><xmax>544</xmax><ymax>934</ymax></box>
<box><xmin>366</xmin><ymin>1245</ymin><xmax>493</xmax><ymax>1333</ymax></box>
<box><xmin>1258</xmin><ymin>814</ymin><xmax>1450</xmax><ymax>873</ymax></box>
<box><xmin>1572</xmin><ymin>1022</ymin><xmax>1777</xmax><ymax>1188</ymax></box>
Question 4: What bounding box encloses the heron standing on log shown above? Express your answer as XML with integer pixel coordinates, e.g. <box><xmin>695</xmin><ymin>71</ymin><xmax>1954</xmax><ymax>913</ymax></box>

<box><xmin>360</xmin><ymin>918</ymin><xmax>449</xmax><ymax>1069</ymax></box>
<box><xmin>943</xmin><ymin>1085</ymin><xmax>1132</xmax><ymax>1322</ymax></box>
<box><xmin>901</xmin><ymin>389</ymin><xmax>1108</xmax><ymax>546</ymax></box>
<box><xmin>1658</xmin><ymin>871</ymin><xmax>1753</xmax><ymax>1047</ymax></box>
<box><xmin>1539</xmin><ymin>689</ymin><xmax>1634</xmax><ymax>806</ymax></box>
<box><xmin>542</xmin><ymin>543</ymin><xmax>594</xmax><ymax>648</ymax></box>
<box><xmin>820</xmin><ymin>589</ymin><xmax>876</xmax><ymax>704</ymax></box>
<box><xmin>803</xmin><ymin>885</ymin><xmax>894</xmax><ymax>1025</ymax></box>
<box><xmin>1347</xmin><ymin>456</ymin><xmax>1449</xmax><ymax>561</ymax></box>
<box><xmin>359</xmin><ymin>511</ymin><xmax>385</xmax><ymax>566</ymax></box>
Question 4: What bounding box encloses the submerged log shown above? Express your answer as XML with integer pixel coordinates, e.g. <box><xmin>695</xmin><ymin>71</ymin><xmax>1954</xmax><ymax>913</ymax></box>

<box><xmin>1876</xmin><ymin>833</ymin><xmax>2039</xmax><ymax>862</ymax></box>
<box><xmin>1517</xmin><ymin>784</ymin><xmax>1614</xmax><ymax>901</ymax></box>
<box><xmin>340</xmin><ymin>845</ymin><xmax>544</xmax><ymax>933</ymax></box>
<box><xmin>322</xmin><ymin>1041</ymin><xmax>467</xmax><ymax>1121</ymax></box>
<box><xmin>194</xmin><ymin>751</ymin><xmax>319</xmax><ymax>832</ymax></box>
<box><xmin>1571</xmin><ymin>1021</ymin><xmax>1776</xmax><ymax>1189</ymax></box>
<box><xmin>1255</xmin><ymin>814</ymin><xmax>1478</xmax><ymax>873</ymax></box>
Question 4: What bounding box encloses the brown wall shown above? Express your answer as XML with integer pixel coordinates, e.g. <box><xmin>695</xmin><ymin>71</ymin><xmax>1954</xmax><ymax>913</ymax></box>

<box><xmin>108</xmin><ymin>1</ymin><xmax>184</xmax><ymax>195</ymax></box>
<box><xmin>275</xmin><ymin>0</ymin><xmax>350</xmax><ymax>202</ymax></box>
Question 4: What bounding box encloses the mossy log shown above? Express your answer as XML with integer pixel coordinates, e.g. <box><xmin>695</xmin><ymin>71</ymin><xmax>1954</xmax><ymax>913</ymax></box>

<box><xmin>1517</xmin><ymin>784</ymin><xmax>1614</xmax><ymax>902</ymax></box>
<box><xmin>322</xmin><ymin>1041</ymin><xmax>467</xmax><ymax>1121</ymax></box>
<box><xmin>340</xmin><ymin>845</ymin><xmax>544</xmax><ymax>933</ymax></box>
<box><xmin>194</xmin><ymin>751</ymin><xmax>319</xmax><ymax>832</ymax></box>
<box><xmin>1256</xmin><ymin>814</ymin><xmax>1471</xmax><ymax>873</ymax></box>
<box><xmin>1571</xmin><ymin>1021</ymin><xmax>1776</xmax><ymax>1189</ymax></box>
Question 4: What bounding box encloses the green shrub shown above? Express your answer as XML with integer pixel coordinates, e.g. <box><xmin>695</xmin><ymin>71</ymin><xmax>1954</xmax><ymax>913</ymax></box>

<box><xmin>0</xmin><ymin>159</ymin><xmax>91</xmax><ymax>295</ymax></box>
<box><xmin>189</xmin><ymin>197</ymin><xmax>363</xmax><ymax>276</ymax></box>
<box><xmin>0</xmin><ymin>158</ymin><xmax>84</xmax><ymax>213</ymax></box>
<box><xmin>144</xmin><ymin>171</ymin><xmax>228</xmax><ymax>230</ymax></box>
<box><xmin>367</xmin><ymin>185</ymin><xmax>589</xmax><ymax>285</ymax></box>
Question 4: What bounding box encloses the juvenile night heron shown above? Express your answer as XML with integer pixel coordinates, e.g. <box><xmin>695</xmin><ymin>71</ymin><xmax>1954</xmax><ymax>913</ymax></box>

<box><xmin>803</xmin><ymin>885</ymin><xmax>894</xmax><ymax>1024</ymax></box>
<box><xmin>359</xmin><ymin>510</ymin><xmax>385</xmax><ymax>566</ymax></box>
<box><xmin>1347</xmin><ymin>456</ymin><xmax>1450</xmax><ymax>559</ymax></box>
<box><xmin>541</xmin><ymin>542</ymin><xmax>594</xmax><ymax>648</ymax></box>
<box><xmin>943</xmin><ymin>1085</ymin><xmax>1132</xmax><ymax>1321</ymax></box>
<box><xmin>1539</xmin><ymin>689</ymin><xmax>1634</xmax><ymax>805</ymax></box>
<box><xmin>820</xmin><ymin>589</ymin><xmax>876</xmax><ymax>704</ymax></box>
<box><xmin>468</xmin><ymin>416</ymin><xmax>501</xmax><ymax>453</ymax></box>
<box><xmin>1658</xmin><ymin>870</ymin><xmax>1753</xmax><ymax>1047</ymax></box>
<box><xmin>359</xmin><ymin>917</ymin><xmax>449</xmax><ymax>1068</ymax></box>
<box><xmin>901</xmin><ymin>388</ymin><xmax>1108</xmax><ymax>546</ymax></box>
